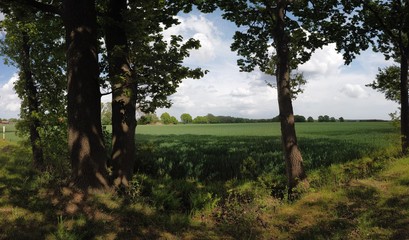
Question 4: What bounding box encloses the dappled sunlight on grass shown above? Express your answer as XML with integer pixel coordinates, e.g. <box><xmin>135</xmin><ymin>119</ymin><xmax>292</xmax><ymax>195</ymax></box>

<box><xmin>0</xmin><ymin>123</ymin><xmax>407</xmax><ymax>239</ymax></box>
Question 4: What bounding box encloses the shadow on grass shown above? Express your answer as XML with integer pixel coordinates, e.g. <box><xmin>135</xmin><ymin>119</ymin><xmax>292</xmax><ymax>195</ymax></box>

<box><xmin>288</xmin><ymin>180</ymin><xmax>409</xmax><ymax>239</ymax></box>
<box><xmin>0</xmin><ymin>144</ymin><xmax>170</xmax><ymax>239</ymax></box>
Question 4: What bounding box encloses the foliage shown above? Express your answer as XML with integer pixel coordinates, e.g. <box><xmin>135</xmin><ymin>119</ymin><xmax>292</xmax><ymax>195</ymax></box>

<box><xmin>138</xmin><ymin>113</ymin><xmax>160</xmax><ymax>125</ymax></box>
<box><xmin>307</xmin><ymin>116</ymin><xmax>314</xmax><ymax>122</ymax></box>
<box><xmin>214</xmin><ymin>0</ymin><xmax>336</xmax><ymax>82</ymax></box>
<box><xmin>294</xmin><ymin>115</ymin><xmax>306</xmax><ymax>122</ymax></box>
<box><xmin>101</xmin><ymin>102</ymin><xmax>112</xmax><ymax>125</ymax></box>
<box><xmin>0</xmin><ymin>7</ymin><xmax>67</xmax><ymax>172</ymax></box>
<box><xmin>366</xmin><ymin>65</ymin><xmax>401</xmax><ymax>103</ymax></box>
<box><xmin>180</xmin><ymin>113</ymin><xmax>193</xmax><ymax>124</ymax></box>
<box><xmin>318</xmin><ymin>115</ymin><xmax>339</xmax><ymax>122</ymax></box>
<box><xmin>160</xmin><ymin>112</ymin><xmax>177</xmax><ymax>125</ymax></box>
<box><xmin>99</xmin><ymin>1</ymin><xmax>208</xmax><ymax>114</ymax></box>
<box><xmin>193</xmin><ymin>115</ymin><xmax>209</xmax><ymax>124</ymax></box>
<box><xmin>329</xmin><ymin>0</ymin><xmax>409</xmax><ymax>153</ymax></box>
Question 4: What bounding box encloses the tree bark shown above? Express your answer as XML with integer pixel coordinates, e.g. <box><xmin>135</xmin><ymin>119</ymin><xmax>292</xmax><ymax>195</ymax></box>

<box><xmin>105</xmin><ymin>0</ymin><xmax>137</xmax><ymax>188</ymax></box>
<box><xmin>21</xmin><ymin>31</ymin><xmax>44</xmax><ymax>170</ymax></box>
<box><xmin>275</xmin><ymin>0</ymin><xmax>307</xmax><ymax>194</ymax></box>
<box><xmin>400</xmin><ymin>48</ymin><xmax>409</xmax><ymax>154</ymax></box>
<box><xmin>63</xmin><ymin>0</ymin><xmax>109</xmax><ymax>190</ymax></box>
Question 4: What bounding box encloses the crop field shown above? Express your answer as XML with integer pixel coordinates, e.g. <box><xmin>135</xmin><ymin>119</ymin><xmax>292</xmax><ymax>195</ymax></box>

<box><xmin>135</xmin><ymin>122</ymin><xmax>400</xmax><ymax>183</ymax></box>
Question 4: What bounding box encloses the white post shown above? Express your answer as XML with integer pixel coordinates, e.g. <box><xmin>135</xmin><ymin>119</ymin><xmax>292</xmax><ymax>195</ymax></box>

<box><xmin>2</xmin><ymin>126</ymin><xmax>5</xmax><ymax>140</ymax></box>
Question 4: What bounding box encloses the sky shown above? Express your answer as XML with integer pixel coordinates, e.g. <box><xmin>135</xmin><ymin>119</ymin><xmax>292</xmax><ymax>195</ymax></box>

<box><xmin>0</xmin><ymin>10</ymin><xmax>399</xmax><ymax>120</ymax></box>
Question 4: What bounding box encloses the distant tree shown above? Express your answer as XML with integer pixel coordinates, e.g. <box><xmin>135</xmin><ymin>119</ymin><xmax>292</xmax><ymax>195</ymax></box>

<box><xmin>138</xmin><ymin>113</ymin><xmax>159</xmax><ymax>125</ymax></box>
<box><xmin>307</xmin><ymin>116</ymin><xmax>314</xmax><ymax>122</ymax></box>
<box><xmin>323</xmin><ymin>115</ymin><xmax>330</xmax><ymax>122</ymax></box>
<box><xmin>339</xmin><ymin>117</ymin><xmax>345</xmax><ymax>122</ymax></box>
<box><xmin>318</xmin><ymin>116</ymin><xmax>324</xmax><ymax>122</ymax></box>
<box><xmin>170</xmin><ymin>116</ymin><xmax>178</xmax><ymax>125</ymax></box>
<box><xmin>206</xmin><ymin>113</ymin><xmax>219</xmax><ymax>124</ymax></box>
<box><xmin>180</xmin><ymin>113</ymin><xmax>193</xmax><ymax>124</ymax></box>
<box><xmin>160</xmin><ymin>112</ymin><xmax>172</xmax><ymax>125</ymax></box>
<box><xmin>271</xmin><ymin>115</ymin><xmax>280</xmax><ymax>122</ymax></box>
<box><xmin>193</xmin><ymin>116</ymin><xmax>209</xmax><ymax>124</ymax></box>
<box><xmin>294</xmin><ymin>115</ymin><xmax>306</xmax><ymax>122</ymax></box>
<box><xmin>101</xmin><ymin>102</ymin><xmax>112</xmax><ymax>125</ymax></box>
<box><xmin>330</xmin><ymin>117</ymin><xmax>336</xmax><ymax>122</ymax></box>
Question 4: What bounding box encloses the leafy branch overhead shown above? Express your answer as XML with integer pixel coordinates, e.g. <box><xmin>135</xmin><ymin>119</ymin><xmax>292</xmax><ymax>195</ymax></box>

<box><xmin>99</xmin><ymin>1</ymin><xmax>208</xmax><ymax>114</ymax></box>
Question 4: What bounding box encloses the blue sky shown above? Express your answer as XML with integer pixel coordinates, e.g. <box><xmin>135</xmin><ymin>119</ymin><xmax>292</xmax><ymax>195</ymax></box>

<box><xmin>1</xmin><ymin>10</ymin><xmax>399</xmax><ymax>120</ymax></box>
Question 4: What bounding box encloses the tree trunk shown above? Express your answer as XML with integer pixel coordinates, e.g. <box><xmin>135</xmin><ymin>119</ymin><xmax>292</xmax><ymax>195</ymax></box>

<box><xmin>400</xmin><ymin>49</ymin><xmax>409</xmax><ymax>154</ymax></box>
<box><xmin>105</xmin><ymin>0</ymin><xmax>137</xmax><ymax>188</ymax></box>
<box><xmin>21</xmin><ymin>31</ymin><xmax>44</xmax><ymax>170</ymax></box>
<box><xmin>63</xmin><ymin>0</ymin><xmax>109</xmax><ymax>190</ymax></box>
<box><xmin>275</xmin><ymin>0</ymin><xmax>307</xmax><ymax>194</ymax></box>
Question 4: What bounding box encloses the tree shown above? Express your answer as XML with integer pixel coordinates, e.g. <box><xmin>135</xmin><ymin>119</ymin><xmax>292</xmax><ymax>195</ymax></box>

<box><xmin>215</xmin><ymin>0</ymin><xmax>337</xmax><ymax>192</ymax></box>
<box><xmin>101</xmin><ymin>102</ymin><xmax>112</xmax><ymax>125</ymax></box>
<box><xmin>170</xmin><ymin>116</ymin><xmax>178</xmax><ymax>125</ymax></box>
<box><xmin>102</xmin><ymin>0</ymin><xmax>136</xmax><ymax>188</ymax></box>
<box><xmin>0</xmin><ymin>0</ymin><xmax>205</xmax><ymax>189</ymax></box>
<box><xmin>339</xmin><ymin>117</ymin><xmax>345</xmax><ymax>122</ymax></box>
<box><xmin>294</xmin><ymin>115</ymin><xmax>306</xmax><ymax>122</ymax></box>
<box><xmin>307</xmin><ymin>116</ymin><xmax>314</xmax><ymax>122</ymax></box>
<box><xmin>138</xmin><ymin>113</ymin><xmax>159</xmax><ymax>125</ymax></box>
<box><xmin>366</xmin><ymin>65</ymin><xmax>401</xmax><ymax>103</ymax></box>
<box><xmin>180</xmin><ymin>113</ymin><xmax>193</xmax><ymax>124</ymax></box>
<box><xmin>0</xmin><ymin>6</ymin><xmax>66</xmax><ymax>171</ymax></box>
<box><xmin>330</xmin><ymin>117</ymin><xmax>336</xmax><ymax>122</ymax></box>
<box><xmin>332</xmin><ymin>0</ymin><xmax>409</xmax><ymax>153</ymax></box>
<box><xmin>63</xmin><ymin>0</ymin><xmax>110</xmax><ymax>189</ymax></box>
<box><xmin>206</xmin><ymin>113</ymin><xmax>219</xmax><ymax>123</ymax></box>
<box><xmin>0</xmin><ymin>12</ymin><xmax>44</xmax><ymax>169</ymax></box>
<box><xmin>100</xmin><ymin>0</ymin><xmax>206</xmax><ymax>187</ymax></box>
<box><xmin>160</xmin><ymin>112</ymin><xmax>172</xmax><ymax>124</ymax></box>
<box><xmin>193</xmin><ymin>116</ymin><xmax>209</xmax><ymax>124</ymax></box>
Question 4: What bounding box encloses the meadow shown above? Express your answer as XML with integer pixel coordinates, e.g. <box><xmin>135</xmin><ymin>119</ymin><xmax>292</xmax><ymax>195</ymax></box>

<box><xmin>1</xmin><ymin>121</ymin><xmax>407</xmax><ymax>239</ymax></box>
<box><xmin>0</xmin><ymin>123</ymin><xmax>19</xmax><ymax>142</ymax></box>
<box><xmin>135</xmin><ymin>122</ymin><xmax>399</xmax><ymax>184</ymax></box>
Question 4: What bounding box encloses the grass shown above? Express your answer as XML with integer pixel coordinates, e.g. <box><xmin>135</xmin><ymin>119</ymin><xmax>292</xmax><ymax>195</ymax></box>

<box><xmin>1</xmin><ymin>122</ymin><xmax>407</xmax><ymax>239</ymax></box>
<box><xmin>0</xmin><ymin>123</ymin><xmax>19</xmax><ymax>142</ymax></box>
<box><xmin>135</xmin><ymin>122</ymin><xmax>399</xmax><ymax>184</ymax></box>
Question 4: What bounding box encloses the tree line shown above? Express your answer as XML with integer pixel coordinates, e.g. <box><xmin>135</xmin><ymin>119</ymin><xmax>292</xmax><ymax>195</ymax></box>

<box><xmin>0</xmin><ymin>0</ymin><xmax>407</xmax><ymax>194</ymax></box>
<box><xmin>137</xmin><ymin>112</ymin><xmax>346</xmax><ymax>125</ymax></box>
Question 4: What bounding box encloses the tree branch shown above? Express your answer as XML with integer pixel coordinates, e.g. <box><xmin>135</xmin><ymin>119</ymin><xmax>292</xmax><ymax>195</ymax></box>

<box><xmin>361</xmin><ymin>0</ymin><xmax>400</xmax><ymax>47</ymax></box>
<box><xmin>15</xmin><ymin>0</ymin><xmax>61</xmax><ymax>15</ymax></box>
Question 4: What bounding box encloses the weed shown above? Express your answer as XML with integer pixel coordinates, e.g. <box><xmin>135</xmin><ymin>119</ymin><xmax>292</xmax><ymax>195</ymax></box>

<box><xmin>49</xmin><ymin>216</ymin><xmax>82</xmax><ymax>240</ymax></box>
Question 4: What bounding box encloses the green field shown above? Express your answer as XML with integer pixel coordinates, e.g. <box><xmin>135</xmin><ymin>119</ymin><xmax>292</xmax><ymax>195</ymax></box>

<box><xmin>135</xmin><ymin>122</ymin><xmax>399</xmax><ymax>183</ymax></box>
<box><xmin>0</xmin><ymin>123</ymin><xmax>19</xmax><ymax>142</ymax></box>
<box><xmin>1</xmin><ymin>122</ymin><xmax>407</xmax><ymax>239</ymax></box>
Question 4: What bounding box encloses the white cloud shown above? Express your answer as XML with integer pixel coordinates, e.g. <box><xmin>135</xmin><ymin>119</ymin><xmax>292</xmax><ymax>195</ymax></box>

<box><xmin>157</xmin><ymin>13</ymin><xmax>398</xmax><ymax>120</ymax></box>
<box><xmin>231</xmin><ymin>87</ymin><xmax>252</xmax><ymax>97</ymax></box>
<box><xmin>298</xmin><ymin>44</ymin><xmax>343</xmax><ymax>77</ymax></box>
<box><xmin>340</xmin><ymin>84</ymin><xmax>369</xmax><ymax>99</ymax></box>
<box><xmin>163</xmin><ymin>14</ymin><xmax>223</xmax><ymax>63</ymax></box>
<box><xmin>0</xmin><ymin>74</ymin><xmax>21</xmax><ymax>117</ymax></box>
